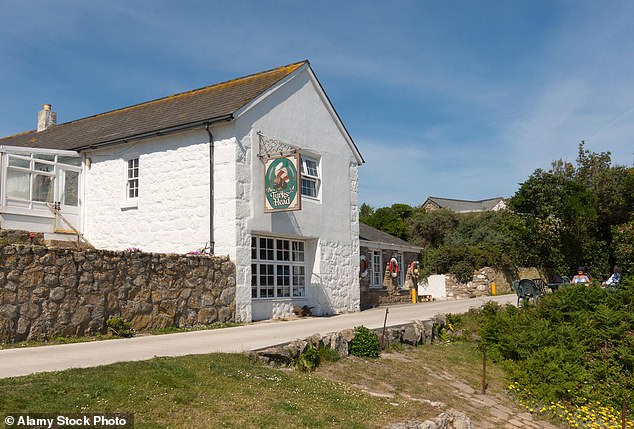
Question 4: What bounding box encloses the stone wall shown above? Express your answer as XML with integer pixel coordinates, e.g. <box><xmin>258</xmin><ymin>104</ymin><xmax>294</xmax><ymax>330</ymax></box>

<box><xmin>0</xmin><ymin>236</ymin><xmax>236</xmax><ymax>342</ymax></box>
<box><xmin>444</xmin><ymin>267</ymin><xmax>544</xmax><ymax>300</ymax></box>
<box><xmin>253</xmin><ymin>314</ymin><xmax>448</xmax><ymax>365</ymax></box>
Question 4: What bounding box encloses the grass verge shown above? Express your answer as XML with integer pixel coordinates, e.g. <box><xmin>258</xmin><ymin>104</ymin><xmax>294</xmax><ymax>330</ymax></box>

<box><xmin>0</xmin><ymin>341</ymin><xmax>522</xmax><ymax>429</ymax></box>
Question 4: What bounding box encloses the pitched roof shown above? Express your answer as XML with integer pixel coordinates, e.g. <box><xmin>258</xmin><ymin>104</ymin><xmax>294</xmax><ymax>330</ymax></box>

<box><xmin>359</xmin><ymin>223</ymin><xmax>422</xmax><ymax>252</ymax></box>
<box><xmin>422</xmin><ymin>196</ymin><xmax>505</xmax><ymax>213</ymax></box>
<box><xmin>0</xmin><ymin>61</ymin><xmax>308</xmax><ymax>151</ymax></box>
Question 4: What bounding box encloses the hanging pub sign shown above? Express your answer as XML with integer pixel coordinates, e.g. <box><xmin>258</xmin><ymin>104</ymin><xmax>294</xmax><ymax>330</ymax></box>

<box><xmin>264</xmin><ymin>153</ymin><xmax>301</xmax><ymax>213</ymax></box>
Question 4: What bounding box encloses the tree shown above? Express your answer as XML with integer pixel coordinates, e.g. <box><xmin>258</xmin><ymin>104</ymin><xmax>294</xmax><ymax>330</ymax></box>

<box><xmin>360</xmin><ymin>203</ymin><xmax>415</xmax><ymax>240</ymax></box>
<box><xmin>508</xmin><ymin>143</ymin><xmax>634</xmax><ymax>278</ymax></box>
<box><xmin>409</xmin><ymin>208</ymin><xmax>458</xmax><ymax>248</ymax></box>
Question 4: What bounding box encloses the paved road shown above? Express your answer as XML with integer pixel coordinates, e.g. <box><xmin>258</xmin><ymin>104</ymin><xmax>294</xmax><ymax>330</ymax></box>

<box><xmin>0</xmin><ymin>294</ymin><xmax>515</xmax><ymax>379</ymax></box>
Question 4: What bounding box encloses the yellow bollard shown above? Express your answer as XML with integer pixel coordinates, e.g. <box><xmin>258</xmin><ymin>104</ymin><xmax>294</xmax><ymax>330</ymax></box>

<box><xmin>491</xmin><ymin>282</ymin><xmax>496</xmax><ymax>296</ymax></box>
<box><xmin>411</xmin><ymin>288</ymin><xmax>417</xmax><ymax>304</ymax></box>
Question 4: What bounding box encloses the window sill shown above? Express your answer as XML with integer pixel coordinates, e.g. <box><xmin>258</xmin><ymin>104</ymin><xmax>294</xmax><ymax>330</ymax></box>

<box><xmin>253</xmin><ymin>297</ymin><xmax>308</xmax><ymax>301</ymax></box>
<box><xmin>0</xmin><ymin>206</ymin><xmax>55</xmax><ymax>218</ymax></box>
<box><xmin>120</xmin><ymin>200</ymin><xmax>138</xmax><ymax>211</ymax></box>
<box><xmin>301</xmin><ymin>195</ymin><xmax>321</xmax><ymax>203</ymax></box>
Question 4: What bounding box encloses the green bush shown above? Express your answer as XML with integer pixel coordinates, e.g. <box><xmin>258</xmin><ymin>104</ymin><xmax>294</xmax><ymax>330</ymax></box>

<box><xmin>474</xmin><ymin>281</ymin><xmax>634</xmax><ymax>410</ymax></box>
<box><xmin>294</xmin><ymin>345</ymin><xmax>320</xmax><ymax>371</ymax></box>
<box><xmin>317</xmin><ymin>346</ymin><xmax>341</xmax><ymax>363</ymax></box>
<box><xmin>348</xmin><ymin>326</ymin><xmax>380</xmax><ymax>358</ymax></box>
<box><xmin>449</xmin><ymin>260</ymin><xmax>475</xmax><ymax>284</ymax></box>
<box><xmin>106</xmin><ymin>316</ymin><xmax>134</xmax><ymax>338</ymax></box>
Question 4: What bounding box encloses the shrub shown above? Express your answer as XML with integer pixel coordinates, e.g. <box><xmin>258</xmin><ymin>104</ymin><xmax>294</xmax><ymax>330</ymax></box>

<box><xmin>348</xmin><ymin>326</ymin><xmax>380</xmax><ymax>358</ymax></box>
<box><xmin>317</xmin><ymin>347</ymin><xmax>341</xmax><ymax>363</ymax></box>
<box><xmin>450</xmin><ymin>260</ymin><xmax>475</xmax><ymax>284</ymax></box>
<box><xmin>474</xmin><ymin>282</ymin><xmax>634</xmax><ymax>410</ymax></box>
<box><xmin>294</xmin><ymin>345</ymin><xmax>320</xmax><ymax>371</ymax></box>
<box><xmin>106</xmin><ymin>316</ymin><xmax>134</xmax><ymax>338</ymax></box>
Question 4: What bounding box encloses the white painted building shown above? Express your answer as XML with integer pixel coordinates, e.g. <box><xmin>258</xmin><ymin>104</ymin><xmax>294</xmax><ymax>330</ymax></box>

<box><xmin>0</xmin><ymin>61</ymin><xmax>364</xmax><ymax>322</ymax></box>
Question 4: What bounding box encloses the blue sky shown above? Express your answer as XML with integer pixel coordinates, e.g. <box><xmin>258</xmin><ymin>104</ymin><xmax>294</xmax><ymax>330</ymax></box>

<box><xmin>1</xmin><ymin>1</ymin><xmax>633</xmax><ymax>208</ymax></box>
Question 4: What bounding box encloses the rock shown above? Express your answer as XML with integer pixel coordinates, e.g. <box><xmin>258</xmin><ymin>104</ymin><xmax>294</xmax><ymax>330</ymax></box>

<box><xmin>49</xmin><ymin>287</ymin><xmax>66</xmax><ymax>302</ymax></box>
<box><xmin>402</xmin><ymin>324</ymin><xmax>422</xmax><ymax>345</ymax></box>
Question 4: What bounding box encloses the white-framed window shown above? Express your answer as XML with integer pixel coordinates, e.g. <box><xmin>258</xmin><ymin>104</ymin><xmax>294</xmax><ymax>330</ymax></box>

<box><xmin>1</xmin><ymin>149</ymin><xmax>81</xmax><ymax>210</ymax></box>
<box><xmin>300</xmin><ymin>156</ymin><xmax>320</xmax><ymax>199</ymax></box>
<box><xmin>370</xmin><ymin>249</ymin><xmax>382</xmax><ymax>288</ymax></box>
<box><xmin>251</xmin><ymin>236</ymin><xmax>306</xmax><ymax>299</ymax></box>
<box><xmin>126</xmin><ymin>157</ymin><xmax>139</xmax><ymax>199</ymax></box>
<box><xmin>395</xmin><ymin>252</ymin><xmax>405</xmax><ymax>288</ymax></box>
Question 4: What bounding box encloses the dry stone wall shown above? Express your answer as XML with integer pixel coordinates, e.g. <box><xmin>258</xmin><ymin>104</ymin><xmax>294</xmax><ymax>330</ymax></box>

<box><xmin>0</xmin><ymin>234</ymin><xmax>236</xmax><ymax>342</ymax></box>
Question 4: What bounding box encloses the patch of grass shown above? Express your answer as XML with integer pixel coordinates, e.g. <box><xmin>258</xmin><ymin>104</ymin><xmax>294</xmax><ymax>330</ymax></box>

<box><xmin>0</xmin><ymin>353</ymin><xmax>432</xmax><ymax>429</ymax></box>
<box><xmin>0</xmin><ymin>322</ymin><xmax>245</xmax><ymax>350</ymax></box>
<box><xmin>315</xmin><ymin>342</ymin><xmax>512</xmax><ymax>427</ymax></box>
<box><xmin>147</xmin><ymin>322</ymin><xmax>243</xmax><ymax>335</ymax></box>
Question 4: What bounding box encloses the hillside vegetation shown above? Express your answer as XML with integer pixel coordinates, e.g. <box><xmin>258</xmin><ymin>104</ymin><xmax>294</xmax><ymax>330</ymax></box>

<box><xmin>361</xmin><ymin>143</ymin><xmax>634</xmax><ymax>283</ymax></box>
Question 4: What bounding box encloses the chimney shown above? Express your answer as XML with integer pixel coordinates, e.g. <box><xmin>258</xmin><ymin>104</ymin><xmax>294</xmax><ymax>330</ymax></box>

<box><xmin>37</xmin><ymin>103</ymin><xmax>56</xmax><ymax>132</ymax></box>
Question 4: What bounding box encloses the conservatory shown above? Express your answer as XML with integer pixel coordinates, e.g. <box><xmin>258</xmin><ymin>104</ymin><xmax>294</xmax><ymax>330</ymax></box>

<box><xmin>0</xmin><ymin>145</ymin><xmax>82</xmax><ymax>235</ymax></box>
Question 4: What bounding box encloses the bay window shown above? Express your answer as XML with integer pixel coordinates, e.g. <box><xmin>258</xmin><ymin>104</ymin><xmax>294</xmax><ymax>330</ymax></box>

<box><xmin>251</xmin><ymin>236</ymin><xmax>306</xmax><ymax>299</ymax></box>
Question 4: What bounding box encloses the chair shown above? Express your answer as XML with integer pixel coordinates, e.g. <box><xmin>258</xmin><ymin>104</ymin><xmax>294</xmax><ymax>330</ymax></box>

<box><xmin>512</xmin><ymin>280</ymin><xmax>522</xmax><ymax>306</ymax></box>
<box><xmin>518</xmin><ymin>279</ymin><xmax>541</xmax><ymax>306</ymax></box>
<box><xmin>532</xmin><ymin>278</ymin><xmax>547</xmax><ymax>295</ymax></box>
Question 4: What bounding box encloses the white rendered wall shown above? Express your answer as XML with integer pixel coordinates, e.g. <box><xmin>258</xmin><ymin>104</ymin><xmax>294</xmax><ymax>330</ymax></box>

<box><xmin>79</xmin><ymin>67</ymin><xmax>362</xmax><ymax>323</ymax></box>
<box><xmin>232</xmin><ymin>68</ymin><xmax>362</xmax><ymax>321</ymax></box>
<box><xmin>419</xmin><ymin>275</ymin><xmax>448</xmax><ymax>300</ymax></box>
<box><xmin>82</xmin><ymin>130</ymin><xmax>211</xmax><ymax>254</ymax></box>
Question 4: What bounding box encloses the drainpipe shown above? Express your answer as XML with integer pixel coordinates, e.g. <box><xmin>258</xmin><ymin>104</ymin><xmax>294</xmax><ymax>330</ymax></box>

<box><xmin>205</xmin><ymin>123</ymin><xmax>215</xmax><ymax>255</ymax></box>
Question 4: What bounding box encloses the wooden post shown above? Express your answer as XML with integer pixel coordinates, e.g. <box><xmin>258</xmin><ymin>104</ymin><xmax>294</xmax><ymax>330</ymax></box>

<box><xmin>381</xmin><ymin>308</ymin><xmax>389</xmax><ymax>349</ymax></box>
<box><xmin>481</xmin><ymin>346</ymin><xmax>487</xmax><ymax>395</ymax></box>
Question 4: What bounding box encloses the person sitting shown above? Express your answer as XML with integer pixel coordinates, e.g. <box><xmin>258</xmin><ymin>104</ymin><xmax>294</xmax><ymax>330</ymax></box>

<box><xmin>603</xmin><ymin>265</ymin><xmax>621</xmax><ymax>287</ymax></box>
<box><xmin>572</xmin><ymin>266</ymin><xmax>591</xmax><ymax>284</ymax></box>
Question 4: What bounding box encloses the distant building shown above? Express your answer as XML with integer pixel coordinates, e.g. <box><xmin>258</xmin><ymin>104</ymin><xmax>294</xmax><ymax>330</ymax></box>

<box><xmin>422</xmin><ymin>196</ymin><xmax>506</xmax><ymax>213</ymax></box>
<box><xmin>358</xmin><ymin>223</ymin><xmax>422</xmax><ymax>310</ymax></box>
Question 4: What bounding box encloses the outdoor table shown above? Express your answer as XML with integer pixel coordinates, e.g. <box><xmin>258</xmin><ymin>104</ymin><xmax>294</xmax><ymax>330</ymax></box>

<box><xmin>547</xmin><ymin>282</ymin><xmax>570</xmax><ymax>293</ymax></box>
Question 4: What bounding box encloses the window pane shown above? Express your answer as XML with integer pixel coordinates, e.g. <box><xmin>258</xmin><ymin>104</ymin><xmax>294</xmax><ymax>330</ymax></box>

<box><xmin>6</xmin><ymin>169</ymin><xmax>30</xmax><ymax>200</ymax></box>
<box><xmin>277</xmin><ymin>240</ymin><xmax>290</xmax><ymax>261</ymax></box>
<box><xmin>34</xmin><ymin>153</ymin><xmax>55</xmax><ymax>162</ymax></box>
<box><xmin>32</xmin><ymin>174</ymin><xmax>54</xmax><ymax>203</ymax></box>
<box><xmin>8</xmin><ymin>157</ymin><xmax>30</xmax><ymax>169</ymax></box>
<box><xmin>128</xmin><ymin>179</ymin><xmax>138</xmax><ymax>199</ymax></box>
<box><xmin>251</xmin><ymin>237</ymin><xmax>258</xmax><ymax>259</ymax></box>
<box><xmin>277</xmin><ymin>265</ymin><xmax>290</xmax><ymax>297</ymax></box>
<box><xmin>371</xmin><ymin>251</ymin><xmax>382</xmax><ymax>287</ymax></box>
<box><xmin>293</xmin><ymin>266</ymin><xmax>305</xmax><ymax>297</ymax></box>
<box><xmin>305</xmin><ymin>159</ymin><xmax>318</xmax><ymax>177</ymax></box>
<box><xmin>60</xmin><ymin>170</ymin><xmax>79</xmax><ymax>206</ymax></box>
<box><xmin>292</xmin><ymin>241</ymin><xmax>304</xmax><ymax>262</ymax></box>
<box><xmin>260</xmin><ymin>238</ymin><xmax>274</xmax><ymax>260</ymax></box>
<box><xmin>58</xmin><ymin>156</ymin><xmax>81</xmax><ymax>166</ymax></box>
<box><xmin>301</xmin><ymin>178</ymin><xmax>317</xmax><ymax>198</ymax></box>
<box><xmin>127</xmin><ymin>158</ymin><xmax>139</xmax><ymax>199</ymax></box>
<box><xmin>260</xmin><ymin>264</ymin><xmax>275</xmax><ymax>298</ymax></box>
<box><xmin>34</xmin><ymin>162</ymin><xmax>54</xmax><ymax>174</ymax></box>
<box><xmin>251</xmin><ymin>264</ymin><xmax>258</xmax><ymax>298</ymax></box>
